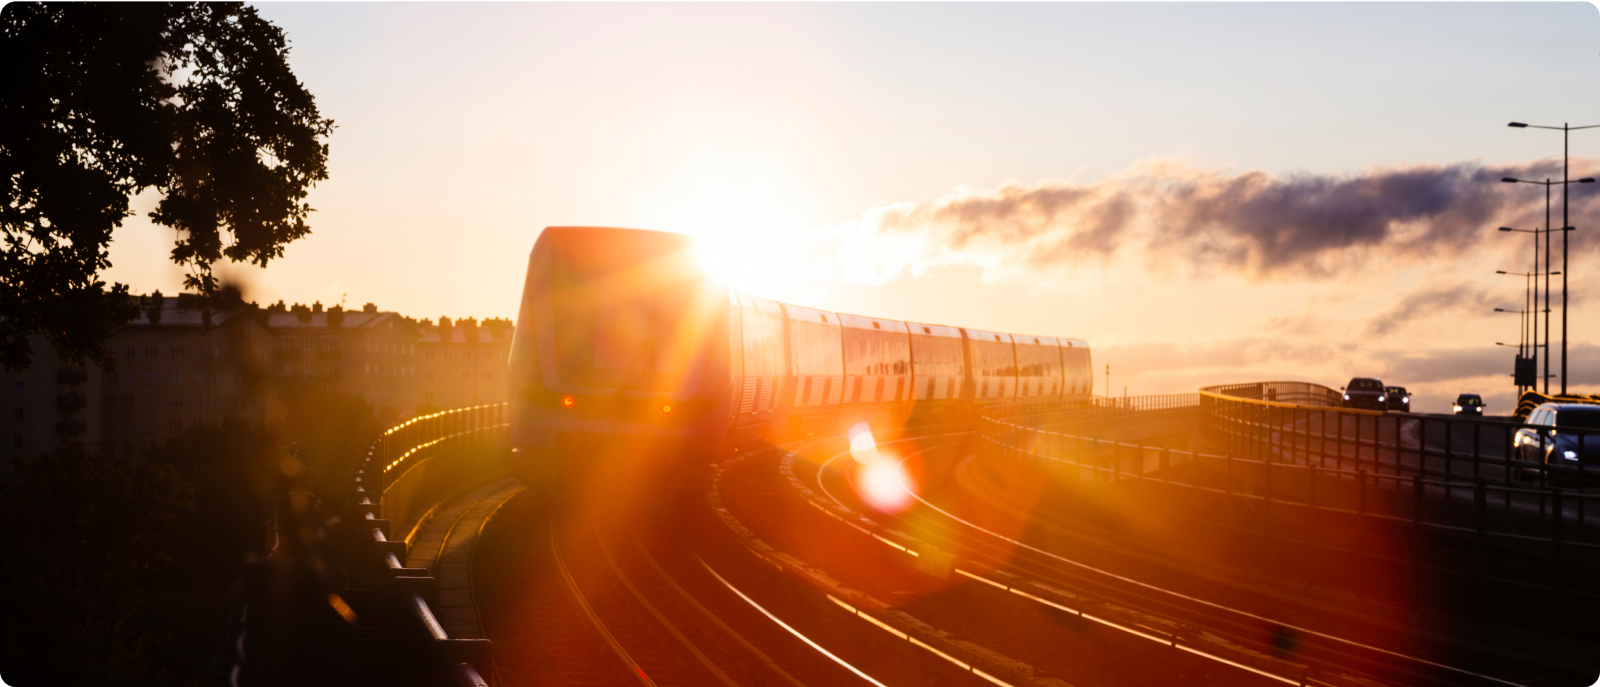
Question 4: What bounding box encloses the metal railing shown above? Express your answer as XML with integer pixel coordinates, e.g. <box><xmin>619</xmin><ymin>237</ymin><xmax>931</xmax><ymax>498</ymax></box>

<box><xmin>215</xmin><ymin>404</ymin><xmax>509</xmax><ymax>686</ymax></box>
<box><xmin>1200</xmin><ymin>383</ymin><xmax>1600</xmax><ymax>504</ymax></box>
<box><xmin>1201</xmin><ymin>381</ymin><xmax>1342</xmax><ymax>407</ymax></box>
<box><xmin>978</xmin><ymin>406</ymin><xmax>1600</xmax><ymax>627</ymax></box>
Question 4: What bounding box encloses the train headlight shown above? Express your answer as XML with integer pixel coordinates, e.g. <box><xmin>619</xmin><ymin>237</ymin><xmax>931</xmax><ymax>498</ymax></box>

<box><xmin>1564</xmin><ymin>450</ymin><xmax>1579</xmax><ymax>461</ymax></box>
<box><xmin>561</xmin><ymin>395</ymin><xmax>575</xmax><ymax>408</ymax></box>
<box><xmin>661</xmin><ymin>403</ymin><xmax>673</xmax><ymax>414</ymax></box>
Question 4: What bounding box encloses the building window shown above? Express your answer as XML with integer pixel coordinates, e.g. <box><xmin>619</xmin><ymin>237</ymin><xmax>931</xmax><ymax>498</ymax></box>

<box><xmin>124</xmin><ymin>394</ymin><xmax>133</xmax><ymax>406</ymax></box>
<box><xmin>461</xmin><ymin>372</ymin><xmax>470</xmax><ymax>381</ymax></box>
<box><xmin>11</xmin><ymin>383</ymin><xmax>21</xmax><ymax>397</ymax></box>
<box><xmin>105</xmin><ymin>395</ymin><xmax>116</xmax><ymax>407</ymax></box>
<box><xmin>426</xmin><ymin>351</ymin><xmax>434</xmax><ymax>359</ymax></box>
<box><xmin>11</xmin><ymin>408</ymin><xmax>22</xmax><ymax>422</ymax></box>
<box><xmin>193</xmin><ymin>396</ymin><xmax>203</xmax><ymax>408</ymax></box>
<box><xmin>124</xmin><ymin>418</ymin><xmax>134</xmax><ymax>430</ymax></box>
<box><xmin>482</xmin><ymin>372</ymin><xmax>490</xmax><ymax>380</ymax></box>
<box><xmin>145</xmin><ymin>347</ymin><xmax>158</xmax><ymax>358</ymax></box>
<box><xmin>170</xmin><ymin>419</ymin><xmax>183</xmax><ymax>431</ymax></box>
<box><xmin>142</xmin><ymin>420</ymin><xmax>153</xmax><ymax>432</ymax></box>
<box><xmin>192</xmin><ymin>372</ymin><xmax>204</xmax><ymax>384</ymax></box>
<box><xmin>171</xmin><ymin>347</ymin><xmax>185</xmax><ymax>359</ymax></box>
<box><xmin>144</xmin><ymin>395</ymin><xmax>155</xmax><ymax>407</ymax></box>
<box><xmin>483</xmin><ymin>351</ymin><xmax>491</xmax><ymax>359</ymax></box>
<box><xmin>170</xmin><ymin>372</ymin><xmax>183</xmax><ymax>384</ymax></box>
<box><xmin>281</xmin><ymin>339</ymin><xmax>297</xmax><ymax>351</ymax></box>
<box><xmin>170</xmin><ymin>396</ymin><xmax>182</xmax><ymax>407</ymax></box>
<box><xmin>125</xmin><ymin>346</ymin><xmax>136</xmax><ymax>359</ymax></box>
<box><xmin>124</xmin><ymin>443</ymin><xmax>134</xmax><ymax>455</ymax></box>
<box><xmin>144</xmin><ymin>372</ymin><xmax>156</xmax><ymax>384</ymax></box>
<box><xmin>13</xmin><ymin>435</ymin><xmax>22</xmax><ymax>448</ymax></box>
<box><xmin>444</xmin><ymin>351</ymin><xmax>452</xmax><ymax>360</ymax></box>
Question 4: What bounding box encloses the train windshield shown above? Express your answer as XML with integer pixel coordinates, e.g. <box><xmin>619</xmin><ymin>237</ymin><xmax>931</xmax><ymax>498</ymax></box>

<box><xmin>549</xmin><ymin>230</ymin><xmax>718</xmax><ymax>392</ymax></box>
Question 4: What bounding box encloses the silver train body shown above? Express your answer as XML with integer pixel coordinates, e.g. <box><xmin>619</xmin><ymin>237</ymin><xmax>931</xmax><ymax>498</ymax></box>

<box><xmin>508</xmin><ymin>227</ymin><xmax>1092</xmax><ymax>481</ymax></box>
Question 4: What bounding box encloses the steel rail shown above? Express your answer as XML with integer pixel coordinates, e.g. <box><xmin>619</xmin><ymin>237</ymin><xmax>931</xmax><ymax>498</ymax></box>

<box><xmin>799</xmin><ymin>434</ymin><xmax>1527</xmax><ymax>687</ymax></box>
<box><xmin>549</xmin><ymin>524</ymin><xmax>657</xmax><ymax>687</ymax></box>
<box><xmin>595</xmin><ymin>534</ymin><xmax>744</xmax><ymax>687</ymax></box>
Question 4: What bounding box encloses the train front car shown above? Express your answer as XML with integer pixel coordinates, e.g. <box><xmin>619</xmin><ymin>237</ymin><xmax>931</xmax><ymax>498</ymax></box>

<box><xmin>508</xmin><ymin>227</ymin><xmax>732</xmax><ymax>500</ymax></box>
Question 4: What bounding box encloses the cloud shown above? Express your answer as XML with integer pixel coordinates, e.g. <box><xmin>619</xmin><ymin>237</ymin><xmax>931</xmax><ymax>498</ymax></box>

<box><xmin>831</xmin><ymin>157</ymin><xmax>1600</xmax><ymax>285</ymax></box>
<box><xmin>1362</xmin><ymin>280</ymin><xmax>1499</xmax><ymax>337</ymax></box>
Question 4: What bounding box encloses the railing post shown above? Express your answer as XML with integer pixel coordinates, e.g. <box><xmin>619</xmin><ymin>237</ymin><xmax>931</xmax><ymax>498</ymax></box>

<box><xmin>1412</xmin><ymin>475</ymin><xmax>1424</xmax><ymax>548</ymax></box>
<box><xmin>1356</xmin><ymin>468</ymin><xmax>1366</xmax><ymax>531</ymax></box>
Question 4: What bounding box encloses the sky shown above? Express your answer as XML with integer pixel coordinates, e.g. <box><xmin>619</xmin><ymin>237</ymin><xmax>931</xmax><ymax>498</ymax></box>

<box><xmin>103</xmin><ymin>2</ymin><xmax>1600</xmax><ymax>413</ymax></box>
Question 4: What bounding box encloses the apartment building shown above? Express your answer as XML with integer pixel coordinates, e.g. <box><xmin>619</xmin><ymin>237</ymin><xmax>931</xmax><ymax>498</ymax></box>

<box><xmin>415</xmin><ymin>317</ymin><xmax>513</xmax><ymax>409</ymax></box>
<box><xmin>1</xmin><ymin>335</ymin><xmax>104</xmax><ymax>471</ymax></box>
<box><xmin>263</xmin><ymin>301</ymin><xmax>423</xmax><ymax>421</ymax></box>
<box><xmin>98</xmin><ymin>295</ymin><xmax>273</xmax><ymax>457</ymax></box>
<box><xmin>5</xmin><ymin>294</ymin><xmax>513</xmax><ymax>464</ymax></box>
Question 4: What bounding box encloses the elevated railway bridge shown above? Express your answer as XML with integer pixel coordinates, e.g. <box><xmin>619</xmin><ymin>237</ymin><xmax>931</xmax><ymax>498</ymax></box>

<box><xmin>216</xmin><ymin>382</ymin><xmax>1600</xmax><ymax>687</ymax></box>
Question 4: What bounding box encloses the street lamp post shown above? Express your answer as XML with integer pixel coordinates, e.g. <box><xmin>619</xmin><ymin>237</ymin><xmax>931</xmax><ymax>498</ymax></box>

<box><xmin>1508</xmin><ymin>120</ymin><xmax>1600</xmax><ymax>394</ymax></box>
<box><xmin>1498</xmin><ymin>224</ymin><xmax>1572</xmax><ymax>393</ymax></box>
<box><xmin>1495</xmin><ymin>269</ymin><xmax>1555</xmax><ymax>370</ymax></box>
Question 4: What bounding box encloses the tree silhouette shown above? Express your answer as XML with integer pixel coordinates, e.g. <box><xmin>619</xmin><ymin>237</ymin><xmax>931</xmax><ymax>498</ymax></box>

<box><xmin>1</xmin><ymin>3</ymin><xmax>335</xmax><ymax>373</ymax></box>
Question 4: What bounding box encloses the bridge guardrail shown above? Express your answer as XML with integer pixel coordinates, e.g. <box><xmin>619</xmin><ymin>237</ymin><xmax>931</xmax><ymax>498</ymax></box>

<box><xmin>979</xmin><ymin>407</ymin><xmax>1600</xmax><ymax>625</ymax></box>
<box><xmin>216</xmin><ymin>403</ymin><xmax>509</xmax><ymax>686</ymax></box>
<box><xmin>1199</xmin><ymin>382</ymin><xmax>1600</xmax><ymax>498</ymax></box>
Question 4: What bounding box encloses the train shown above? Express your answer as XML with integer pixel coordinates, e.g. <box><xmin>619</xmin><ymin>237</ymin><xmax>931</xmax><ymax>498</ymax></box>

<box><xmin>507</xmin><ymin>226</ymin><xmax>1093</xmax><ymax>488</ymax></box>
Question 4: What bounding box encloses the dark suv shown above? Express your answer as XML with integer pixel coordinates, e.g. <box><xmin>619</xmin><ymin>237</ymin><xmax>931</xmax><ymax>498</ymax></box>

<box><xmin>1453</xmin><ymin>394</ymin><xmax>1485</xmax><ymax>417</ymax></box>
<box><xmin>1513</xmin><ymin>403</ymin><xmax>1600</xmax><ymax>485</ymax></box>
<box><xmin>1341</xmin><ymin>378</ymin><xmax>1388</xmax><ymax>411</ymax></box>
<box><xmin>1385</xmin><ymin>386</ymin><xmax>1410</xmax><ymax>413</ymax></box>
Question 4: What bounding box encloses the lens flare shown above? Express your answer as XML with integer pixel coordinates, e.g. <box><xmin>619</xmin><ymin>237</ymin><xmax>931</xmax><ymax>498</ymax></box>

<box><xmin>848</xmin><ymin>422</ymin><xmax>880</xmax><ymax>464</ymax></box>
<box><xmin>856</xmin><ymin>460</ymin><xmax>914</xmax><ymax>512</ymax></box>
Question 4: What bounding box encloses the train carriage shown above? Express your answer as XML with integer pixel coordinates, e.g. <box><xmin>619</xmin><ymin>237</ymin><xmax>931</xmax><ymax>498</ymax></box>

<box><xmin>781</xmin><ymin>304</ymin><xmax>845</xmax><ymax>438</ymax></box>
<box><xmin>963</xmin><ymin>328</ymin><xmax>1018</xmax><ymax>405</ymax></box>
<box><xmin>837</xmin><ymin>313</ymin><xmax>914</xmax><ymax>439</ymax></box>
<box><xmin>1013</xmin><ymin>334</ymin><xmax>1065</xmax><ymax>404</ymax></box>
<box><xmin>509</xmin><ymin>226</ymin><xmax>1093</xmax><ymax>486</ymax></box>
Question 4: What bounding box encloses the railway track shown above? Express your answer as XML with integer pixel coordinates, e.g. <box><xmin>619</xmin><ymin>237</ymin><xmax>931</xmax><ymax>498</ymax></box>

<box><xmin>784</xmin><ymin>432</ymin><xmax>1590</xmax><ymax>687</ymax></box>
<box><xmin>474</xmin><ymin>465</ymin><xmax>989</xmax><ymax>687</ymax></box>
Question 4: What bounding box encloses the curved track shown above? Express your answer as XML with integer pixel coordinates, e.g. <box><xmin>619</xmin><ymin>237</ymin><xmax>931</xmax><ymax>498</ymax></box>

<box><xmin>792</xmin><ymin>432</ymin><xmax>1583</xmax><ymax>687</ymax></box>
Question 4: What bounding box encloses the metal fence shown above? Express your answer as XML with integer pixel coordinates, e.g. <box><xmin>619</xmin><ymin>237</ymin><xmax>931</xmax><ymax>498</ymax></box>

<box><xmin>217</xmin><ymin>404</ymin><xmax>509</xmax><ymax>686</ymax></box>
<box><xmin>1199</xmin><ymin>385</ymin><xmax>1600</xmax><ymax>504</ymax></box>
<box><xmin>978</xmin><ymin>405</ymin><xmax>1600</xmax><ymax>627</ymax></box>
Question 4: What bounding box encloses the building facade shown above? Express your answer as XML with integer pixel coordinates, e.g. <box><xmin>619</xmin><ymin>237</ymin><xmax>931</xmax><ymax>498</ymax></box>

<box><xmin>416</xmin><ymin>317</ymin><xmax>513</xmax><ymax>409</ymax></box>
<box><xmin>5</xmin><ymin>295</ymin><xmax>512</xmax><ymax>464</ymax></box>
<box><xmin>98</xmin><ymin>295</ymin><xmax>273</xmax><ymax>457</ymax></box>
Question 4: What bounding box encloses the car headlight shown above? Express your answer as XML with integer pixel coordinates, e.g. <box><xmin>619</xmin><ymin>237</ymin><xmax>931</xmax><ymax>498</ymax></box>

<box><xmin>1378</xmin><ymin>396</ymin><xmax>1386</xmax><ymax>402</ymax></box>
<box><xmin>1454</xmin><ymin>405</ymin><xmax>1463</xmax><ymax>412</ymax></box>
<box><xmin>1564</xmin><ymin>450</ymin><xmax>1579</xmax><ymax>461</ymax></box>
<box><xmin>1343</xmin><ymin>394</ymin><xmax>1350</xmax><ymax>401</ymax></box>
<box><xmin>1402</xmin><ymin>397</ymin><xmax>1409</xmax><ymax>403</ymax></box>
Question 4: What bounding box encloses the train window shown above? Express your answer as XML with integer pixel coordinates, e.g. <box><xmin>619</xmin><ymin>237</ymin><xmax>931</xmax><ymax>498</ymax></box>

<box><xmin>844</xmin><ymin>328</ymin><xmax>909</xmax><ymax>376</ymax></box>
<box><xmin>1014</xmin><ymin>338</ymin><xmax>1061</xmax><ymax>381</ymax></box>
<box><xmin>549</xmin><ymin>230</ymin><xmax>715</xmax><ymax>390</ymax></box>
<box><xmin>790</xmin><ymin>320</ymin><xmax>842</xmax><ymax>376</ymax></box>
<box><xmin>910</xmin><ymin>333</ymin><xmax>963</xmax><ymax>377</ymax></box>
<box><xmin>969</xmin><ymin>337</ymin><xmax>1016</xmax><ymax>378</ymax></box>
<box><xmin>740</xmin><ymin>297</ymin><xmax>785</xmax><ymax>377</ymax></box>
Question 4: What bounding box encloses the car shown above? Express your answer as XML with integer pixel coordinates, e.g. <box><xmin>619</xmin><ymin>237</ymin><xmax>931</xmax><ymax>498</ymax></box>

<box><xmin>1340</xmin><ymin>377</ymin><xmax>1387</xmax><ymax>411</ymax></box>
<box><xmin>1512</xmin><ymin>403</ymin><xmax>1600</xmax><ymax>484</ymax></box>
<box><xmin>1452</xmin><ymin>394</ymin><xmax>1484</xmax><ymax>416</ymax></box>
<box><xmin>1385</xmin><ymin>386</ymin><xmax>1410</xmax><ymax>413</ymax></box>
